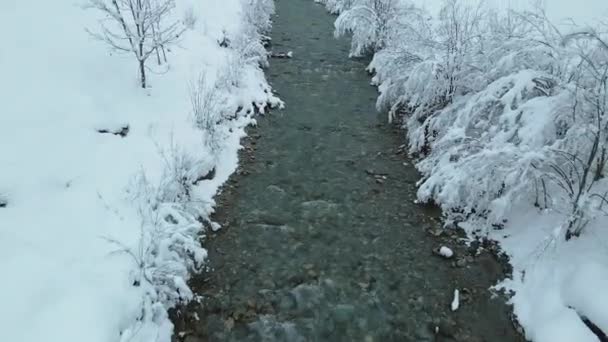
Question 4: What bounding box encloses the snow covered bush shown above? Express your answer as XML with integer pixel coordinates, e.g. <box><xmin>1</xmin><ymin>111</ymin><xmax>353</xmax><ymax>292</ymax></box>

<box><xmin>190</xmin><ymin>72</ymin><xmax>225</xmax><ymax>156</ymax></box>
<box><xmin>414</xmin><ymin>70</ymin><xmax>571</xmax><ymax>228</ymax></box>
<box><xmin>117</xmin><ymin>159</ymin><xmax>211</xmax><ymax>341</ymax></box>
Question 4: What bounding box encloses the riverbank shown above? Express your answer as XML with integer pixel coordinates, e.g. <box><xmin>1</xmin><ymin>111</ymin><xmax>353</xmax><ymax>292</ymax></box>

<box><xmin>0</xmin><ymin>1</ymin><xmax>278</xmax><ymax>341</ymax></box>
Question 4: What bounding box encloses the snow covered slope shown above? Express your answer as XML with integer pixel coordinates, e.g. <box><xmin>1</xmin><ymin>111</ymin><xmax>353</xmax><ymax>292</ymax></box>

<box><xmin>0</xmin><ymin>0</ymin><xmax>279</xmax><ymax>341</ymax></box>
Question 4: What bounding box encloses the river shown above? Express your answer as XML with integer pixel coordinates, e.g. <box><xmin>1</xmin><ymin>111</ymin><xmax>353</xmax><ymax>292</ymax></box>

<box><xmin>172</xmin><ymin>0</ymin><xmax>524</xmax><ymax>341</ymax></box>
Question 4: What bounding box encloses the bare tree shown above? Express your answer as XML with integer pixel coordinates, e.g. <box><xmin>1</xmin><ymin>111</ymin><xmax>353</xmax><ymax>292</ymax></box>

<box><xmin>87</xmin><ymin>0</ymin><xmax>186</xmax><ymax>88</ymax></box>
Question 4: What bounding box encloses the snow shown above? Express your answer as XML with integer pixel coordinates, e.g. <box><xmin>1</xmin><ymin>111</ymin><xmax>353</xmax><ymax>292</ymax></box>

<box><xmin>317</xmin><ymin>0</ymin><xmax>608</xmax><ymax>341</ymax></box>
<box><xmin>438</xmin><ymin>246</ymin><xmax>454</xmax><ymax>259</ymax></box>
<box><xmin>451</xmin><ymin>289</ymin><xmax>460</xmax><ymax>312</ymax></box>
<box><xmin>0</xmin><ymin>0</ymin><xmax>279</xmax><ymax>341</ymax></box>
<box><xmin>487</xmin><ymin>210</ymin><xmax>608</xmax><ymax>342</ymax></box>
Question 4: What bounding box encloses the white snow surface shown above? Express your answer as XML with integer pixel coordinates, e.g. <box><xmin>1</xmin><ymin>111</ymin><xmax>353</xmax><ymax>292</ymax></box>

<box><xmin>317</xmin><ymin>0</ymin><xmax>608</xmax><ymax>341</ymax></box>
<box><xmin>0</xmin><ymin>0</ymin><xmax>279</xmax><ymax>341</ymax></box>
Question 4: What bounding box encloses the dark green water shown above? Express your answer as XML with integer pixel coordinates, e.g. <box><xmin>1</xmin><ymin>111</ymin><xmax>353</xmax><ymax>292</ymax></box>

<box><xmin>173</xmin><ymin>0</ymin><xmax>524</xmax><ymax>341</ymax></box>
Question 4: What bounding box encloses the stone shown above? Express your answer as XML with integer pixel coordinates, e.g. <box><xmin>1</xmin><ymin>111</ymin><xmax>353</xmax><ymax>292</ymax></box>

<box><xmin>468</xmin><ymin>240</ymin><xmax>481</xmax><ymax>255</ymax></box>
<box><xmin>266</xmin><ymin>184</ymin><xmax>287</xmax><ymax>197</ymax></box>
<box><xmin>426</xmin><ymin>226</ymin><xmax>445</xmax><ymax>237</ymax></box>
<box><xmin>332</xmin><ymin>304</ymin><xmax>355</xmax><ymax>323</ymax></box>
<box><xmin>224</xmin><ymin>317</ymin><xmax>235</xmax><ymax>331</ymax></box>
<box><xmin>455</xmin><ymin>258</ymin><xmax>467</xmax><ymax>268</ymax></box>
<box><xmin>435</xmin><ymin>246</ymin><xmax>454</xmax><ymax>259</ymax></box>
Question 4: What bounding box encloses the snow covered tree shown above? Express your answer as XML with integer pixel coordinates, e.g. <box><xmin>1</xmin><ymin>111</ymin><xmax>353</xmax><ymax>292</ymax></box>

<box><xmin>366</xmin><ymin>0</ymin><xmax>489</xmax><ymax>129</ymax></box>
<box><xmin>329</xmin><ymin>0</ymin><xmax>608</xmax><ymax>239</ymax></box>
<box><xmin>548</xmin><ymin>28</ymin><xmax>608</xmax><ymax>239</ymax></box>
<box><xmin>244</xmin><ymin>0</ymin><xmax>275</xmax><ymax>33</ymax></box>
<box><xmin>334</xmin><ymin>0</ymin><xmax>410</xmax><ymax>57</ymax></box>
<box><xmin>317</xmin><ymin>0</ymin><xmax>356</xmax><ymax>14</ymax></box>
<box><xmin>87</xmin><ymin>0</ymin><xmax>187</xmax><ymax>88</ymax></box>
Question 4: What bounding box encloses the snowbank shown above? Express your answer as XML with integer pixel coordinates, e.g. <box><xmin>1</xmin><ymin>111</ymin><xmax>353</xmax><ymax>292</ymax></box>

<box><xmin>315</xmin><ymin>0</ymin><xmax>608</xmax><ymax>341</ymax></box>
<box><xmin>0</xmin><ymin>0</ymin><xmax>279</xmax><ymax>341</ymax></box>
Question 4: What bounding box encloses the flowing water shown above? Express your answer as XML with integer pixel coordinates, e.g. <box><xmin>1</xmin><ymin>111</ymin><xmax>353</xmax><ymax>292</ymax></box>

<box><xmin>173</xmin><ymin>0</ymin><xmax>524</xmax><ymax>341</ymax></box>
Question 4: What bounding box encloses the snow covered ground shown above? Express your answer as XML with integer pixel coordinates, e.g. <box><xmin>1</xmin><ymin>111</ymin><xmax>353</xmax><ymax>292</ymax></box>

<box><xmin>0</xmin><ymin>0</ymin><xmax>279</xmax><ymax>341</ymax></box>
<box><xmin>316</xmin><ymin>0</ymin><xmax>608</xmax><ymax>341</ymax></box>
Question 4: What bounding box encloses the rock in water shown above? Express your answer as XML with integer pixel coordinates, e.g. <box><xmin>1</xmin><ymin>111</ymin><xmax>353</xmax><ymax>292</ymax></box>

<box><xmin>451</xmin><ymin>289</ymin><xmax>460</xmax><ymax>312</ymax></box>
<box><xmin>434</xmin><ymin>246</ymin><xmax>454</xmax><ymax>259</ymax></box>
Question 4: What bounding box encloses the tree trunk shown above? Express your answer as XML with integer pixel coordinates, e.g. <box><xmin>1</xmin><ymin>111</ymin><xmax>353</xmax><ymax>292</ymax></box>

<box><xmin>155</xmin><ymin>47</ymin><xmax>162</xmax><ymax>65</ymax></box>
<box><xmin>139</xmin><ymin>40</ymin><xmax>146</xmax><ymax>88</ymax></box>
<box><xmin>139</xmin><ymin>60</ymin><xmax>146</xmax><ymax>88</ymax></box>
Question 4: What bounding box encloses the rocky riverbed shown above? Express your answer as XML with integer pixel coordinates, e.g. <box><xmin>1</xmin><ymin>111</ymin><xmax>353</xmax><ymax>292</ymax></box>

<box><xmin>171</xmin><ymin>0</ymin><xmax>525</xmax><ymax>341</ymax></box>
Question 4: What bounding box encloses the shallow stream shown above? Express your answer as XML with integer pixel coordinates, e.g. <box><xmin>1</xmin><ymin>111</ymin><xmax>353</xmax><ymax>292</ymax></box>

<box><xmin>173</xmin><ymin>1</ymin><xmax>524</xmax><ymax>341</ymax></box>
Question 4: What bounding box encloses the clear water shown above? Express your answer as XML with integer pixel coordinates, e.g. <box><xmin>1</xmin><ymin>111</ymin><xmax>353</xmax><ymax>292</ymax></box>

<box><xmin>174</xmin><ymin>0</ymin><xmax>524</xmax><ymax>341</ymax></box>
